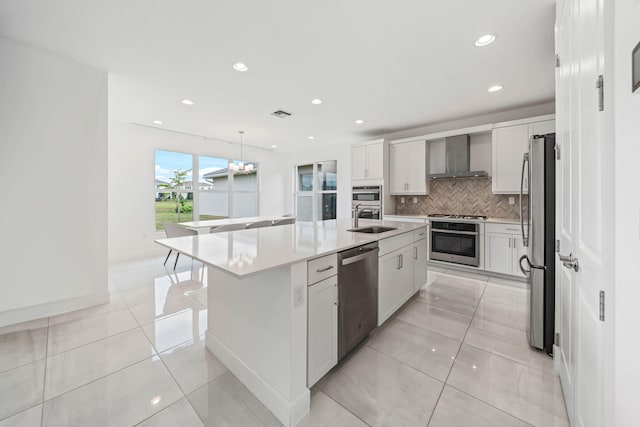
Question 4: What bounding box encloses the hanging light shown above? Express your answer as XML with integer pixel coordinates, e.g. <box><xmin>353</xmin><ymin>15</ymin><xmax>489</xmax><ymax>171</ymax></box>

<box><xmin>229</xmin><ymin>130</ymin><xmax>253</xmax><ymax>173</ymax></box>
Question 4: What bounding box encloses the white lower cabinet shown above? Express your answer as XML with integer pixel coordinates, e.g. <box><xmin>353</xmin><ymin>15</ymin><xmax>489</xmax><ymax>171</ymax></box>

<box><xmin>307</xmin><ymin>275</ymin><xmax>337</xmax><ymax>387</ymax></box>
<box><xmin>378</xmin><ymin>227</ymin><xmax>428</xmax><ymax>326</ymax></box>
<box><xmin>378</xmin><ymin>245</ymin><xmax>414</xmax><ymax>326</ymax></box>
<box><xmin>413</xmin><ymin>239</ymin><xmax>428</xmax><ymax>293</ymax></box>
<box><xmin>484</xmin><ymin>223</ymin><xmax>526</xmax><ymax>278</ymax></box>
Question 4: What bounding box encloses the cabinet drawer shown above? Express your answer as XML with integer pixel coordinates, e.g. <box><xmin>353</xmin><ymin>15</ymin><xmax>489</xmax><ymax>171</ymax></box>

<box><xmin>413</xmin><ymin>227</ymin><xmax>428</xmax><ymax>242</ymax></box>
<box><xmin>485</xmin><ymin>222</ymin><xmax>522</xmax><ymax>235</ymax></box>
<box><xmin>378</xmin><ymin>232</ymin><xmax>414</xmax><ymax>256</ymax></box>
<box><xmin>308</xmin><ymin>253</ymin><xmax>338</xmax><ymax>284</ymax></box>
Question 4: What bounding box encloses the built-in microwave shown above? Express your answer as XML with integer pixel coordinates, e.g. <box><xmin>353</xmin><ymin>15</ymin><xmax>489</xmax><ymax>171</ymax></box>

<box><xmin>352</xmin><ymin>186</ymin><xmax>381</xmax><ymax>202</ymax></box>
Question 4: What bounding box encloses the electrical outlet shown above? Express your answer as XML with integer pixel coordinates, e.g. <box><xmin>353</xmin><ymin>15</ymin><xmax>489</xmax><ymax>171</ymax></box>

<box><xmin>294</xmin><ymin>285</ymin><xmax>304</xmax><ymax>307</ymax></box>
<box><xmin>413</xmin><ymin>197</ymin><xmax>418</xmax><ymax>204</ymax></box>
<box><xmin>508</xmin><ymin>197</ymin><xmax>515</xmax><ymax>205</ymax></box>
<box><xmin>400</xmin><ymin>197</ymin><xmax>405</xmax><ymax>203</ymax></box>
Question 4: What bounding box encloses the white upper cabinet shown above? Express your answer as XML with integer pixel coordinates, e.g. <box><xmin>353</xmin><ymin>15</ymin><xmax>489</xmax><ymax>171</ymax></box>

<box><xmin>492</xmin><ymin>117</ymin><xmax>555</xmax><ymax>194</ymax></box>
<box><xmin>351</xmin><ymin>140</ymin><xmax>384</xmax><ymax>182</ymax></box>
<box><xmin>389</xmin><ymin>140</ymin><xmax>428</xmax><ymax>195</ymax></box>
<box><xmin>492</xmin><ymin>124</ymin><xmax>529</xmax><ymax>194</ymax></box>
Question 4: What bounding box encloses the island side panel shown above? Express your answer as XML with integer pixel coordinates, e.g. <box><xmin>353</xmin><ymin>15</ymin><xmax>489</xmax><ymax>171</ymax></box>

<box><xmin>205</xmin><ymin>263</ymin><xmax>309</xmax><ymax>426</ymax></box>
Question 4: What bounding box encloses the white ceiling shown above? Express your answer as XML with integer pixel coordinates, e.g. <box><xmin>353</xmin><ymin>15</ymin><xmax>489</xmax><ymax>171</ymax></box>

<box><xmin>0</xmin><ymin>0</ymin><xmax>556</xmax><ymax>151</ymax></box>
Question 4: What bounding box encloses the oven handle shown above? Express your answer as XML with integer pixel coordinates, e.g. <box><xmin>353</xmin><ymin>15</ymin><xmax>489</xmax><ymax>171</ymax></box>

<box><xmin>431</xmin><ymin>229</ymin><xmax>478</xmax><ymax>236</ymax></box>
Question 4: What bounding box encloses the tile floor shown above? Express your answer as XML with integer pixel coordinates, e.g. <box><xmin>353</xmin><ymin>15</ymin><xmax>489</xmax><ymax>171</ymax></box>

<box><xmin>0</xmin><ymin>256</ymin><xmax>568</xmax><ymax>426</ymax></box>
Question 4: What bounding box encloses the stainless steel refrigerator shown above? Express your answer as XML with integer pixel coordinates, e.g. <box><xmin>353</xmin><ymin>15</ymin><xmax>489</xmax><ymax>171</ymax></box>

<box><xmin>519</xmin><ymin>133</ymin><xmax>556</xmax><ymax>355</ymax></box>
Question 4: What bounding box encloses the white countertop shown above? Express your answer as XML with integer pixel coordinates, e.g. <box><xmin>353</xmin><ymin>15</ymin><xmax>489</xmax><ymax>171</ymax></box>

<box><xmin>156</xmin><ymin>218</ymin><xmax>426</xmax><ymax>278</ymax></box>
<box><xmin>179</xmin><ymin>216</ymin><xmax>285</xmax><ymax>229</ymax></box>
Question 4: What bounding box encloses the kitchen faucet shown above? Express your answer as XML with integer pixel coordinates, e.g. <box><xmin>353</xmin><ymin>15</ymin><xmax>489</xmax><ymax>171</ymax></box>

<box><xmin>353</xmin><ymin>203</ymin><xmax>362</xmax><ymax>229</ymax></box>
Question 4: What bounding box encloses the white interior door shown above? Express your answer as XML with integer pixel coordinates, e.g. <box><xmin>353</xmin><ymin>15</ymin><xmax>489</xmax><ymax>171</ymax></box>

<box><xmin>554</xmin><ymin>0</ymin><xmax>575</xmax><ymax>419</ymax></box>
<box><xmin>556</xmin><ymin>0</ymin><xmax>612</xmax><ymax>426</ymax></box>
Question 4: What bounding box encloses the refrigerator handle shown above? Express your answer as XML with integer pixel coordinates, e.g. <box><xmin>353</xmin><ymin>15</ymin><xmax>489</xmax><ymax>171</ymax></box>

<box><xmin>519</xmin><ymin>255</ymin><xmax>531</xmax><ymax>276</ymax></box>
<box><xmin>519</xmin><ymin>254</ymin><xmax>547</xmax><ymax>277</ymax></box>
<box><xmin>520</xmin><ymin>151</ymin><xmax>530</xmax><ymax>247</ymax></box>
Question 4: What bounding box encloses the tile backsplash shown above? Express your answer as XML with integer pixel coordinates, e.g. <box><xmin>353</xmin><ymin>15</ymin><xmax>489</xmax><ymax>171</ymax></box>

<box><xmin>395</xmin><ymin>178</ymin><xmax>527</xmax><ymax>219</ymax></box>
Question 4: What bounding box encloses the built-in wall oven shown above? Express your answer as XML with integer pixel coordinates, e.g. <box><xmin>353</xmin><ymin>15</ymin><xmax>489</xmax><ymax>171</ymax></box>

<box><xmin>430</xmin><ymin>221</ymin><xmax>480</xmax><ymax>267</ymax></box>
<box><xmin>352</xmin><ymin>186</ymin><xmax>382</xmax><ymax>221</ymax></box>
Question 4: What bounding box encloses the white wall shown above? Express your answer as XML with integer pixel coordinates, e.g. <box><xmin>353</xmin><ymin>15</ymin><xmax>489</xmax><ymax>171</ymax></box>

<box><xmin>0</xmin><ymin>39</ymin><xmax>108</xmax><ymax>327</ymax></box>
<box><xmin>108</xmin><ymin>122</ymin><xmax>285</xmax><ymax>260</ymax></box>
<box><xmin>613</xmin><ymin>1</ymin><xmax>640</xmax><ymax>424</ymax></box>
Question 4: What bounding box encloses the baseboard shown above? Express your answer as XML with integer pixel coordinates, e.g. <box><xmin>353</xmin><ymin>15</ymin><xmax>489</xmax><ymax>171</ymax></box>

<box><xmin>0</xmin><ymin>291</ymin><xmax>110</xmax><ymax>328</ymax></box>
<box><xmin>205</xmin><ymin>331</ymin><xmax>310</xmax><ymax>426</ymax></box>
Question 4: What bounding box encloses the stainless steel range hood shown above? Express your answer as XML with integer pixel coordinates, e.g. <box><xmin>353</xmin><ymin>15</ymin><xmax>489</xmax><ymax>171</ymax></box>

<box><xmin>427</xmin><ymin>134</ymin><xmax>489</xmax><ymax>179</ymax></box>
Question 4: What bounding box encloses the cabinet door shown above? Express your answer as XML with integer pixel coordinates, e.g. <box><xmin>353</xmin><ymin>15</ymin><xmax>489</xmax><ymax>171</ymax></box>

<box><xmin>512</xmin><ymin>236</ymin><xmax>528</xmax><ymax>278</ymax></box>
<box><xmin>406</xmin><ymin>140</ymin><xmax>427</xmax><ymax>194</ymax></box>
<box><xmin>378</xmin><ymin>247</ymin><xmax>412</xmax><ymax>325</ymax></box>
<box><xmin>484</xmin><ymin>232</ymin><xmax>513</xmax><ymax>275</ymax></box>
<box><xmin>412</xmin><ymin>240</ymin><xmax>428</xmax><ymax>294</ymax></box>
<box><xmin>378</xmin><ymin>251</ymin><xmax>400</xmax><ymax>325</ymax></box>
<box><xmin>397</xmin><ymin>245</ymin><xmax>415</xmax><ymax>306</ymax></box>
<box><xmin>492</xmin><ymin>124</ymin><xmax>529</xmax><ymax>194</ymax></box>
<box><xmin>351</xmin><ymin>146</ymin><xmax>367</xmax><ymax>181</ymax></box>
<box><xmin>530</xmin><ymin>119</ymin><xmax>556</xmax><ymax>136</ymax></box>
<box><xmin>366</xmin><ymin>143</ymin><xmax>384</xmax><ymax>180</ymax></box>
<box><xmin>307</xmin><ymin>276</ymin><xmax>337</xmax><ymax>386</ymax></box>
<box><xmin>389</xmin><ymin>143</ymin><xmax>407</xmax><ymax>194</ymax></box>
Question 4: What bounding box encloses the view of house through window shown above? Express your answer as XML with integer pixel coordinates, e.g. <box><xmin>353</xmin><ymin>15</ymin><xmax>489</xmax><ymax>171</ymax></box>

<box><xmin>295</xmin><ymin>161</ymin><xmax>337</xmax><ymax>221</ymax></box>
<box><xmin>155</xmin><ymin>150</ymin><xmax>259</xmax><ymax>230</ymax></box>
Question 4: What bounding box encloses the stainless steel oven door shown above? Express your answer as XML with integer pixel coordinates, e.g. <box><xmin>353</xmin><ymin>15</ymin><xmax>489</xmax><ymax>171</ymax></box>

<box><xmin>357</xmin><ymin>208</ymin><xmax>380</xmax><ymax>220</ymax></box>
<box><xmin>429</xmin><ymin>228</ymin><xmax>479</xmax><ymax>267</ymax></box>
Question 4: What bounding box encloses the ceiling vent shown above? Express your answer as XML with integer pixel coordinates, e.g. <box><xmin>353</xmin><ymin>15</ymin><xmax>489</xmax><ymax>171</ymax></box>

<box><xmin>270</xmin><ymin>109</ymin><xmax>293</xmax><ymax>119</ymax></box>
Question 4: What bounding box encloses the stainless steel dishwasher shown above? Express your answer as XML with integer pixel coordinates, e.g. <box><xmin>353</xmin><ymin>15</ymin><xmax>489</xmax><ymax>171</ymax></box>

<box><xmin>337</xmin><ymin>242</ymin><xmax>379</xmax><ymax>360</ymax></box>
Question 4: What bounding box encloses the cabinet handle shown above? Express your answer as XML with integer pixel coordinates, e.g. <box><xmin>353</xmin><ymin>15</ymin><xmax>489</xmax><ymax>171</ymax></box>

<box><xmin>414</xmin><ymin>247</ymin><xmax>418</xmax><ymax>259</ymax></box>
<box><xmin>397</xmin><ymin>255</ymin><xmax>402</xmax><ymax>269</ymax></box>
<box><xmin>400</xmin><ymin>254</ymin><xmax>404</xmax><ymax>269</ymax></box>
<box><xmin>334</xmin><ymin>283</ymin><xmax>338</xmax><ymax>306</ymax></box>
<box><xmin>316</xmin><ymin>265</ymin><xmax>334</xmax><ymax>273</ymax></box>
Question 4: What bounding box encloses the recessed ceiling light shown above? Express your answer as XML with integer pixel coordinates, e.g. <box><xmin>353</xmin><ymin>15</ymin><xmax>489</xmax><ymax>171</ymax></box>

<box><xmin>307</xmin><ymin>136</ymin><xmax>315</xmax><ymax>140</ymax></box>
<box><xmin>233</xmin><ymin>62</ymin><xmax>248</xmax><ymax>72</ymax></box>
<box><xmin>488</xmin><ymin>85</ymin><xmax>503</xmax><ymax>92</ymax></box>
<box><xmin>311</xmin><ymin>98</ymin><xmax>323</xmax><ymax>105</ymax></box>
<box><xmin>152</xmin><ymin>120</ymin><xmax>163</xmax><ymax>125</ymax></box>
<box><xmin>271</xmin><ymin>145</ymin><xmax>277</xmax><ymax>148</ymax></box>
<box><xmin>181</xmin><ymin>99</ymin><xmax>194</xmax><ymax>105</ymax></box>
<box><xmin>355</xmin><ymin>119</ymin><xmax>364</xmax><ymax>124</ymax></box>
<box><xmin>475</xmin><ymin>34</ymin><xmax>496</xmax><ymax>47</ymax></box>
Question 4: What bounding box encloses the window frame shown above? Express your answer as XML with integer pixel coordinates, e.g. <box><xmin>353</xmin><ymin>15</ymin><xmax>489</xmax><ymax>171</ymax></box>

<box><xmin>155</xmin><ymin>150</ymin><xmax>260</xmax><ymax>231</ymax></box>
<box><xmin>294</xmin><ymin>160</ymin><xmax>338</xmax><ymax>222</ymax></box>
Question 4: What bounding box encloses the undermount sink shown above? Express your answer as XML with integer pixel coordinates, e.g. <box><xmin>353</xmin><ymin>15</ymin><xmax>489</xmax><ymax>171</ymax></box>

<box><xmin>347</xmin><ymin>226</ymin><xmax>398</xmax><ymax>234</ymax></box>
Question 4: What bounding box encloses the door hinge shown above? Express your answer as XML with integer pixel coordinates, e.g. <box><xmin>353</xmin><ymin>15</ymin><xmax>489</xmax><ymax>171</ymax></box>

<box><xmin>555</xmin><ymin>239</ymin><xmax>560</xmax><ymax>253</ymax></box>
<box><xmin>555</xmin><ymin>332</ymin><xmax>561</xmax><ymax>346</ymax></box>
<box><xmin>599</xmin><ymin>290</ymin><xmax>605</xmax><ymax>321</ymax></box>
<box><xmin>556</xmin><ymin>54</ymin><xmax>560</xmax><ymax>68</ymax></box>
<box><xmin>596</xmin><ymin>75</ymin><xmax>604</xmax><ymax>111</ymax></box>
<box><xmin>555</xmin><ymin>143</ymin><xmax>561</xmax><ymax>160</ymax></box>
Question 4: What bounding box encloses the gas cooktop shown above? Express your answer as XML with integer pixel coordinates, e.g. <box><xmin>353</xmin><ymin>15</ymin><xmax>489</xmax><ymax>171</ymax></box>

<box><xmin>428</xmin><ymin>214</ymin><xmax>488</xmax><ymax>220</ymax></box>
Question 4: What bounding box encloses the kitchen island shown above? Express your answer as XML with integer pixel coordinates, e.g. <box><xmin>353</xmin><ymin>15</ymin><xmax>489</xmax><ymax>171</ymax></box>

<box><xmin>155</xmin><ymin>218</ymin><xmax>427</xmax><ymax>426</ymax></box>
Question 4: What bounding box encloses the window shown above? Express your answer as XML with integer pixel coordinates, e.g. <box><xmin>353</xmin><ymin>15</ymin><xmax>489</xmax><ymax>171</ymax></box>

<box><xmin>295</xmin><ymin>160</ymin><xmax>337</xmax><ymax>221</ymax></box>
<box><xmin>155</xmin><ymin>150</ymin><xmax>259</xmax><ymax>230</ymax></box>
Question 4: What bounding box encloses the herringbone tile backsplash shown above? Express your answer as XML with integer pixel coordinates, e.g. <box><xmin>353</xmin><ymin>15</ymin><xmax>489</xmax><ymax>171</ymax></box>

<box><xmin>395</xmin><ymin>178</ymin><xmax>527</xmax><ymax>219</ymax></box>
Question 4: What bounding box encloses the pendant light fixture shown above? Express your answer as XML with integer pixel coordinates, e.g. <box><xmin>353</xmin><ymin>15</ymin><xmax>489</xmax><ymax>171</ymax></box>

<box><xmin>229</xmin><ymin>130</ymin><xmax>254</xmax><ymax>173</ymax></box>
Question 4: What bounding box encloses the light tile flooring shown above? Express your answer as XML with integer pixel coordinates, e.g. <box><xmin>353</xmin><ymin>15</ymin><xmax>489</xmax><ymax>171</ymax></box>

<box><xmin>0</xmin><ymin>257</ymin><xmax>568</xmax><ymax>426</ymax></box>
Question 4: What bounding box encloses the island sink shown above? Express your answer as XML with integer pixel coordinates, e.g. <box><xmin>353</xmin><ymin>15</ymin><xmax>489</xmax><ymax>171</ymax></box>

<box><xmin>347</xmin><ymin>226</ymin><xmax>398</xmax><ymax>234</ymax></box>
